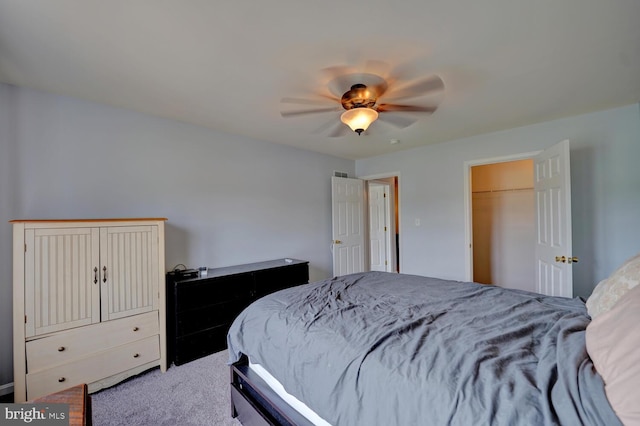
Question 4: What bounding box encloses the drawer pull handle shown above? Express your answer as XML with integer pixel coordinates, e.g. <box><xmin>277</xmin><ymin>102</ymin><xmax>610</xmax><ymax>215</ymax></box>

<box><xmin>133</xmin><ymin>327</ymin><xmax>139</xmax><ymax>332</ymax></box>
<box><xmin>58</xmin><ymin>377</ymin><xmax>66</xmax><ymax>383</ymax></box>
<box><xmin>133</xmin><ymin>353</ymin><xmax>140</xmax><ymax>358</ymax></box>
<box><xmin>58</xmin><ymin>346</ymin><xmax>65</xmax><ymax>352</ymax></box>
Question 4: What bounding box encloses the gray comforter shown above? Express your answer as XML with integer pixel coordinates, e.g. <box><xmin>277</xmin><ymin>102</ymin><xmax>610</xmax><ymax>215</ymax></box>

<box><xmin>227</xmin><ymin>272</ymin><xmax>620</xmax><ymax>426</ymax></box>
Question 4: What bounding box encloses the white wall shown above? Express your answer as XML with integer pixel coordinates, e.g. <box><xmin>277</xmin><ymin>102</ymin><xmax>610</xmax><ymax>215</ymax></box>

<box><xmin>357</xmin><ymin>103</ymin><xmax>640</xmax><ymax>299</ymax></box>
<box><xmin>0</xmin><ymin>83</ymin><xmax>354</xmax><ymax>390</ymax></box>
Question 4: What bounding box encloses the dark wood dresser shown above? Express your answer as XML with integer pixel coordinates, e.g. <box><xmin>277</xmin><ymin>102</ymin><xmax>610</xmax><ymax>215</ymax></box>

<box><xmin>166</xmin><ymin>259</ymin><xmax>309</xmax><ymax>366</ymax></box>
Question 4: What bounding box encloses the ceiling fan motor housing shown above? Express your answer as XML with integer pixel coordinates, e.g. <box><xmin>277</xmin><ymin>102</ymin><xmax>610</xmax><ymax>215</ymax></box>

<box><xmin>341</xmin><ymin>84</ymin><xmax>377</xmax><ymax>110</ymax></box>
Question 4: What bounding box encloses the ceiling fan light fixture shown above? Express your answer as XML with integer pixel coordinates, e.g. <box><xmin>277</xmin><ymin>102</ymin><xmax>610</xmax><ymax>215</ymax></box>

<box><xmin>340</xmin><ymin>107</ymin><xmax>379</xmax><ymax>135</ymax></box>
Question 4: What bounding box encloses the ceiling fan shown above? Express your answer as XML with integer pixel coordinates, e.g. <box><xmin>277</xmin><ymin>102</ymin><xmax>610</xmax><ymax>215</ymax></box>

<box><xmin>280</xmin><ymin>70</ymin><xmax>444</xmax><ymax>137</ymax></box>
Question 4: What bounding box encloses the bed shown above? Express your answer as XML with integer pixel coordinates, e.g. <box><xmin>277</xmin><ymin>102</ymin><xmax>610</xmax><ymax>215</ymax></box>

<box><xmin>228</xmin><ymin>260</ymin><xmax>640</xmax><ymax>425</ymax></box>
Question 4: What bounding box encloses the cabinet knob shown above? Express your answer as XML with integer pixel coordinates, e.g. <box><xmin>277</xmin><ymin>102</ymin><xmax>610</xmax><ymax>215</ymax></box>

<box><xmin>133</xmin><ymin>353</ymin><xmax>140</xmax><ymax>358</ymax></box>
<box><xmin>133</xmin><ymin>327</ymin><xmax>139</xmax><ymax>332</ymax></box>
<box><xmin>57</xmin><ymin>346</ymin><xmax>65</xmax><ymax>352</ymax></box>
<box><xmin>58</xmin><ymin>377</ymin><xmax>66</xmax><ymax>383</ymax></box>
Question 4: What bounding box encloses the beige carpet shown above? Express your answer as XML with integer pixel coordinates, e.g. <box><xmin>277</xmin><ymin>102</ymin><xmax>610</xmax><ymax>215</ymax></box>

<box><xmin>92</xmin><ymin>349</ymin><xmax>242</xmax><ymax>425</ymax></box>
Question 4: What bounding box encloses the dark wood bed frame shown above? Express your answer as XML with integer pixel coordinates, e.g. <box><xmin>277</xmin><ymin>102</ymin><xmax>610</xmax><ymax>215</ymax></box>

<box><xmin>230</xmin><ymin>355</ymin><xmax>315</xmax><ymax>426</ymax></box>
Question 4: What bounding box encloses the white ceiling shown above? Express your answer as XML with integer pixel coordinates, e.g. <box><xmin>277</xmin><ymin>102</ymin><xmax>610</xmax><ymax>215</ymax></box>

<box><xmin>1</xmin><ymin>1</ymin><xmax>639</xmax><ymax>160</ymax></box>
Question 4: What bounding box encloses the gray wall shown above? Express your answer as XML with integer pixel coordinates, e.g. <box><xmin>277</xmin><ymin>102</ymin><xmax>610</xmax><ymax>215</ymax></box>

<box><xmin>357</xmin><ymin>103</ymin><xmax>640</xmax><ymax>299</ymax></box>
<box><xmin>3</xmin><ymin>82</ymin><xmax>639</xmax><ymax>392</ymax></box>
<box><xmin>0</xmin><ymin>83</ymin><xmax>354</xmax><ymax>390</ymax></box>
<box><xmin>0</xmin><ymin>85</ymin><xmax>18</xmax><ymax>394</ymax></box>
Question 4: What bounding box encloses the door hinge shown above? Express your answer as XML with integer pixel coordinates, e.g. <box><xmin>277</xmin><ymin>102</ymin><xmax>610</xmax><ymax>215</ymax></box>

<box><xmin>25</xmin><ymin>315</ymin><xmax>27</xmax><ymax>324</ymax></box>
<box><xmin>385</xmin><ymin>260</ymin><xmax>388</xmax><ymax>266</ymax></box>
<box><xmin>24</xmin><ymin>243</ymin><xmax>27</xmax><ymax>253</ymax></box>
<box><xmin>383</xmin><ymin>193</ymin><xmax>387</xmax><ymax>198</ymax></box>
<box><xmin>384</xmin><ymin>226</ymin><xmax>387</xmax><ymax>232</ymax></box>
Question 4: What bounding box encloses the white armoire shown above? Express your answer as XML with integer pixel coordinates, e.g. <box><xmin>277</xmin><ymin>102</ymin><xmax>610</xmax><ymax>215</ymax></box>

<box><xmin>12</xmin><ymin>218</ymin><xmax>167</xmax><ymax>401</ymax></box>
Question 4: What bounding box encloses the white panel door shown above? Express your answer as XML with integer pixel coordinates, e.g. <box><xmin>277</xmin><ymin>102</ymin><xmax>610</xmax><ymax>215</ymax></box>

<box><xmin>25</xmin><ymin>227</ymin><xmax>101</xmax><ymax>337</ymax></box>
<box><xmin>332</xmin><ymin>177</ymin><xmax>366</xmax><ymax>276</ymax></box>
<box><xmin>100</xmin><ymin>225</ymin><xmax>159</xmax><ymax>320</ymax></box>
<box><xmin>369</xmin><ymin>182</ymin><xmax>390</xmax><ymax>272</ymax></box>
<box><xmin>534</xmin><ymin>140</ymin><xmax>573</xmax><ymax>297</ymax></box>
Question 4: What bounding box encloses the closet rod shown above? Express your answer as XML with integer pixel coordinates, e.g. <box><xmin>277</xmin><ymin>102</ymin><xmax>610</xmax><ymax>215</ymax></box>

<box><xmin>472</xmin><ymin>187</ymin><xmax>534</xmax><ymax>194</ymax></box>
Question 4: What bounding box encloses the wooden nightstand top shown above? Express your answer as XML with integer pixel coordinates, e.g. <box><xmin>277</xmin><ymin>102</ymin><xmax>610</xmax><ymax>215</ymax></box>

<box><xmin>32</xmin><ymin>384</ymin><xmax>91</xmax><ymax>426</ymax></box>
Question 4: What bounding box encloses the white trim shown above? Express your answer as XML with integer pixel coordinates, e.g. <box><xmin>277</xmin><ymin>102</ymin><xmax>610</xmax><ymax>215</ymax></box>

<box><xmin>358</xmin><ymin>171</ymin><xmax>401</xmax><ymax>181</ymax></box>
<box><xmin>0</xmin><ymin>382</ymin><xmax>14</xmax><ymax>397</ymax></box>
<box><xmin>358</xmin><ymin>172</ymin><xmax>402</xmax><ymax>273</ymax></box>
<box><xmin>463</xmin><ymin>152</ymin><xmax>540</xmax><ymax>281</ymax></box>
<box><xmin>367</xmin><ymin>181</ymin><xmax>394</xmax><ymax>272</ymax></box>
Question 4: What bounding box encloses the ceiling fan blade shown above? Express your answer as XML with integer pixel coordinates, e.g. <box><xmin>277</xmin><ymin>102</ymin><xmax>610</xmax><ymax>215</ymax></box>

<box><xmin>311</xmin><ymin>116</ymin><xmax>341</xmax><ymax>135</ymax></box>
<box><xmin>324</xmin><ymin>60</ymin><xmax>390</xmax><ymax>82</ymax></box>
<box><xmin>363</xmin><ymin>59</ymin><xmax>391</xmax><ymax>76</ymax></box>
<box><xmin>322</xmin><ymin>66</ymin><xmax>356</xmax><ymax>95</ymax></box>
<box><xmin>377</xmin><ymin>104</ymin><xmax>437</xmax><ymax>113</ymax></box>
<box><xmin>368</xmin><ymin>80</ymin><xmax>389</xmax><ymax>99</ymax></box>
<box><xmin>327</xmin><ymin>122</ymin><xmax>351</xmax><ymax>138</ymax></box>
<box><xmin>281</xmin><ymin>96</ymin><xmax>336</xmax><ymax>106</ymax></box>
<box><xmin>280</xmin><ymin>107</ymin><xmax>341</xmax><ymax>118</ymax></box>
<box><xmin>362</xmin><ymin>60</ymin><xmax>392</xmax><ymax>97</ymax></box>
<box><xmin>382</xmin><ymin>75</ymin><xmax>445</xmax><ymax>101</ymax></box>
<box><xmin>386</xmin><ymin>61</ymin><xmax>417</xmax><ymax>82</ymax></box>
<box><xmin>324</xmin><ymin>72</ymin><xmax>387</xmax><ymax>98</ymax></box>
<box><xmin>322</xmin><ymin>65</ymin><xmax>353</xmax><ymax>80</ymax></box>
<box><xmin>377</xmin><ymin>114</ymin><xmax>418</xmax><ymax>129</ymax></box>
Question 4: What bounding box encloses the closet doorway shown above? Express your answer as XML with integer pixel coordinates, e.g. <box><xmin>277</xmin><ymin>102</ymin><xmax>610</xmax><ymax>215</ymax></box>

<box><xmin>470</xmin><ymin>159</ymin><xmax>535</xmax><ymax>292</ymax></box>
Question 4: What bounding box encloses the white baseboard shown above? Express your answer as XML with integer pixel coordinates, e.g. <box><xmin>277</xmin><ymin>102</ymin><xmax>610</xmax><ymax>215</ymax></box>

<box><xmin>0</xmin><ymin>382</ymin><xmax>14</xmax><ymax>396</ymax></box>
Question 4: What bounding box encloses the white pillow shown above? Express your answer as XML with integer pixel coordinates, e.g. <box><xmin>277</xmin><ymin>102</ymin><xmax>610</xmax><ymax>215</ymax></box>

<box><xmin>586</xmin><ymin>283</ymin><xmax>640</xmax><ymax>425</ymax></box>
<box><xmin>586</xmin><ymin>252</ymin><xmax>640</xmax><ymax>319</ymax></box>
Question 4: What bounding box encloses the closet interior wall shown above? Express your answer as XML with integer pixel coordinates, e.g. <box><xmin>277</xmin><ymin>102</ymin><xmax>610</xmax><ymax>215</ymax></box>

<box><xmin>471</xmin><ymin>160</ymin><xmax>535</xmax><ymax>292</ymax></box>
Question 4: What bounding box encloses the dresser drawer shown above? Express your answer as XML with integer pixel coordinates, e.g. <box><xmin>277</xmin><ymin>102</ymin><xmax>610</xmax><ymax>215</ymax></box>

<box><xmin>27</xmin><ymin>311</ymin><xmax>159</xmax><ymax>372</ymax></box>
<box><xmin>176</xmin><ymin>298</ymin><xmax>249</xmax><ymax>336</ymax></box>
<box><xmin>174</xmin><ymin>323</ymin><xmax>229</xmax><ymax>366</ymax></box>
<box><xmin>174</xmin><ymin>274</ymin><xmax>255</xmax><ymax>312</ymax></box>
<box><xmin>253</xmin><ymin>263</ymin><xmax>309</xmax><ymax>297</ymax></box>
<box><xmin>26</xmin><ymin>334</ymin><xmax>160</xmax><ymax>399</ymax></box>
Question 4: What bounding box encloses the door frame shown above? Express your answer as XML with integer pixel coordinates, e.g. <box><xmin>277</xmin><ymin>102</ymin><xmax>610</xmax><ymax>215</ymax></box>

<box><xmin>463</xmin><ymin>151</ymin><xmax>540</xmax><ymax>282</ymax></box>
<box><xmin>359</xmin><ymin>172</ymin><xmax>401</xmax><ymax>273</ymax></box>
<box><xmin>368</xmin><ymin>180</ymin><xmax>393</xmax><ymax>272</ymax></box>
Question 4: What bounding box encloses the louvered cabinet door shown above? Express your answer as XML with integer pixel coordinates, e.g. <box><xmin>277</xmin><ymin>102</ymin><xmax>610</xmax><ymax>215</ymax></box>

<box><xmin>25</xmin><ymin>228</ymin><xmax>101</xmax><ymax>338</ymax></box>
<box><xmin>100</xmin><ymin>225</ymin><xmax>159</xmax><ymax>321</ymax></box>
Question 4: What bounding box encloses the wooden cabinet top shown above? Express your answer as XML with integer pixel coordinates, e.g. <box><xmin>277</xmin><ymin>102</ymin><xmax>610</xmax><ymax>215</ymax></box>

<box><xmin>11</xmin><ymin>218</ymin><xmax>167</xmax><ymax>223</ymax></box>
